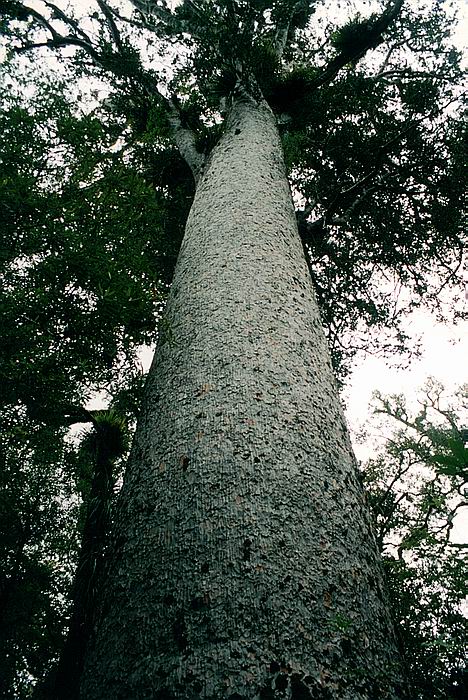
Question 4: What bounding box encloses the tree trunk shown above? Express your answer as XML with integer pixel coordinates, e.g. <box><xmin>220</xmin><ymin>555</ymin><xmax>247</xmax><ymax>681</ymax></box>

<box><xmin>81</xmin><ymin>95</ymin><xmax>406</xmax><ymax>700</ymax></box>
<box><xmin>52</xmin><ymin>428</ymin><xmax>116</xmax><ymax>699</ymax></box>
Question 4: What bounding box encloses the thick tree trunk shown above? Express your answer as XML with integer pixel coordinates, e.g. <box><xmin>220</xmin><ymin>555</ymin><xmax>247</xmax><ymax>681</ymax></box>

<box><xmin>82</xmin><ymin>96</ymin><xmax>406</xmax><ymax>699</ymax></box>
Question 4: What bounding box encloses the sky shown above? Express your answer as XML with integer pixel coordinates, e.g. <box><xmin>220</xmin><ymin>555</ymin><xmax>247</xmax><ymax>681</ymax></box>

<box><xmin>345</xmin><ymin>311</ymin><xmax>467</xmax><ymax>433</ymax></box>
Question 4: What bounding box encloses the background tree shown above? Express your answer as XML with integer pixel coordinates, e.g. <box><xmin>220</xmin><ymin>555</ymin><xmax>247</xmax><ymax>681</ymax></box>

<box><xmin>46</xmin><ymin>410</ymin><xmax>129</xmax><ymax>700</ymax></box>
<box><xmin>0</xmin><ymin>408</ymin><xmax>78</xmax><ymax>699</ymax></box>
<box><xmin>360</xmin><ymin>379</ymin><xmax>468</xmax><ymax>700</ymax></box>
<box><xmin>0</xmin><ymin>1</ymin><xmax>466</xmax><ymax>698</ymax></box>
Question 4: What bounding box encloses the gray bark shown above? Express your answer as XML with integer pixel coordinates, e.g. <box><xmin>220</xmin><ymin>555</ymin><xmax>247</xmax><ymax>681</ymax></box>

<box><xmin>81</xmin><ymin>95</ymin><xmax>406</xmax><ymax>699</ymax></box>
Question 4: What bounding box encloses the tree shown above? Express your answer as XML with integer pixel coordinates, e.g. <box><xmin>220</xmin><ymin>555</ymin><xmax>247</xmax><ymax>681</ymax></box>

<box><xmin>1</xmin><ymin>1</ymin><xmax>466</xmax><ymax>698</ymax></box>
<box><xmin>360</xmin><ymin>379</ymin><xmax>468</xmax><ymax>699</ymax></box>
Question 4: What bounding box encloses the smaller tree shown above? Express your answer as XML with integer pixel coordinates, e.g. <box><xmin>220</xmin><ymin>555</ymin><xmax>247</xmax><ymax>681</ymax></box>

<box><xmin>47</xmin><ymin>410</ymin><xmax>129</xmax><ymax>700</ymax></box>
<box><xmin>359</xmin><ymin>379</ymin><xmax>468</xmax><ymax>699</ymax></box>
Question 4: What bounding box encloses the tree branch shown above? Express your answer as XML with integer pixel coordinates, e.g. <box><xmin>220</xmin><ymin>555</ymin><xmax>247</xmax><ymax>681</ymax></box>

<box><xmin>166</xmin><ymin>97</ymin><xmax>205</xmax><ymax>181</ymax></box>
<box><xmin>16</xmin><ymin>34</ymin><xmax>102</xmax><ymax>62</ymax></box>
<box><xmin>273</xmin><ymin>1</ymin><xmax>303</xmax><ymax>60</ymax></box>
<box><xmin>14</xmin><ymin>1</ymin><xmax>204</xmax><ymax>182</ymax></box>
<box><xmin>96</xmin><ymin>0</ymin><xmax>125</xmax><ymax>52</ymax></box>
<box><xmin>297</xmin><ymin>114</ymin><xmax>421</xmax><ymax>244</ymax></box>
<box><xmin>42</xmin><ymin>1</ymin><xmax>94</xmax><ymax>42</ymax></box>
<box><xmin>22</xmin><ymin>5</ymin><xmax>60</xmax><ymax>39</ymax></box>
<box><xmin>128</xmin><ymin>0</ymin><xmax>178</xmax><ymax>33</ymax></box>
<box><xmin>311</xmin><ymin>0</ymin><xmax>405</xmax><ymax>91</ymax></box>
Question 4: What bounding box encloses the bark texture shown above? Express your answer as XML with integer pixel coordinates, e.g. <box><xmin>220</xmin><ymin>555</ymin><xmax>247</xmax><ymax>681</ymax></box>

<box><xmin>82</xmin><ymin>96</ymin><xmax>406</xmax><ymax>699</ymax></box>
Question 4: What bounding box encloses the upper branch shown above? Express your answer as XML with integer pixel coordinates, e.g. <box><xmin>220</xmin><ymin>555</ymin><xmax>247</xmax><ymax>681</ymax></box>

<box><xmin>311</xmin><ymin>0</ymin><xmax>405</xmax><ymax>91</ymax></box>
<box><xmin>12</xmin><ymin>1</ymin><xmax>205</xmax><ymax>181</ymax></box>
<box><xmin>297</xmin><ymin>110</ymin><xmax>428</xmax><ymax>244</ymax></box>
<box><xmin>42</xmin><ymin>1</ymin><xmax>94</xmax><ymax>43</ymax></box>
<box><xmin>273</xmin><ymin>1</ymin><xmax>303</xmax><ymax>60</ymax></box>
<box><xmin>166</xmin><ymin>97</ymin><xmax>205</xmax><ymax>180</ymax></box>
<box><xmin>128</xmin><ymin>0</ymin><xmax>179</xmax><ymax>33</ymax></box>
<box><xmin>17</xmin><ymin>2</ymin><xmax>101</xmax><ymax>60</ymax></box>
<box><xmin>96</xmin><ymin>0</ymin><xmax>125</xmax><ymax>52</ymax></box>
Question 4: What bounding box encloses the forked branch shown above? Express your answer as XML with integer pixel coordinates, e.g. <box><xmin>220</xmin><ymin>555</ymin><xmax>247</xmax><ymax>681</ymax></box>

<box><xmin>273</xmin><ymin>0</ymin><xmax>305</xmax><ymax>59</ymax></box>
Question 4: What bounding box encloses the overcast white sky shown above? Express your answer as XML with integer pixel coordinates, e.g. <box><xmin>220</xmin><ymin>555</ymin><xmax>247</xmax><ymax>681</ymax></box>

<box><xmin>345</xmin><ymin>312</ymin><xmax>467</xmax><ymax>429</ymax></box>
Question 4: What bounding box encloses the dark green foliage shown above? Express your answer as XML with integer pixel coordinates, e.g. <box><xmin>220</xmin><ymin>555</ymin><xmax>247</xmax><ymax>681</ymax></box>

<box><xmin>0</xmin><ymin>74</ymin><xmax>190</xmax><ymax>417</ymax></box>
<box><xmin>266</xmin><ymin>65</ymin><xmax>319</xmax><ymax>115</ymax></box>
<box><xmin>398</xmin><ymin>79</ymin><xmax>440</xmax><ymax>113</ymax></box>
<box><xmin>205</xmin><ymin>67</ymin><xmax>238</xmax><ymax>101</ymax></box>
<box><xmin>331</xmin><ymin>14</ymin><xmax>382</xmax><ymax>56</ymax></box>
<box><xmin>0</xmin><ymin>69</ymin><xmax>188</xmax><ymax>696</ymax></box>
<box><xmin>383</xmin><ymin>555</ymin><xmax>467</xmax><ymax>700</ymax></box>
<box><xmin>87</xmin><ymin>410</ymin><xmax>129</xmax><ymax>463</ymax></box>
<box><xmin>290</xmin><ymin>64</ymin><xmax>466</xmax><ymax>374</ymax></box>
<box><xmin>0</xmin><ymin>409</ymin><xmax>80</xmax><ymax>698</ymax></box>
<box><xmin>0</xmin><ymin>0</ymin><xmax>30</xmax><ymax>22</ymax></box>
<box><xmin>248</xmin><ymin>38</ymin><xmax>282</xmax><ymax>92</ymax></box>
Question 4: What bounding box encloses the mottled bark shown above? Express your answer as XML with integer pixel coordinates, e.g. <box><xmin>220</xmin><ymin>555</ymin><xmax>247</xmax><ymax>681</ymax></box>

<box><xmin>81</xmin><ymin>96</ymin><xmax>406</xmax><ymax>699</ymax></box>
